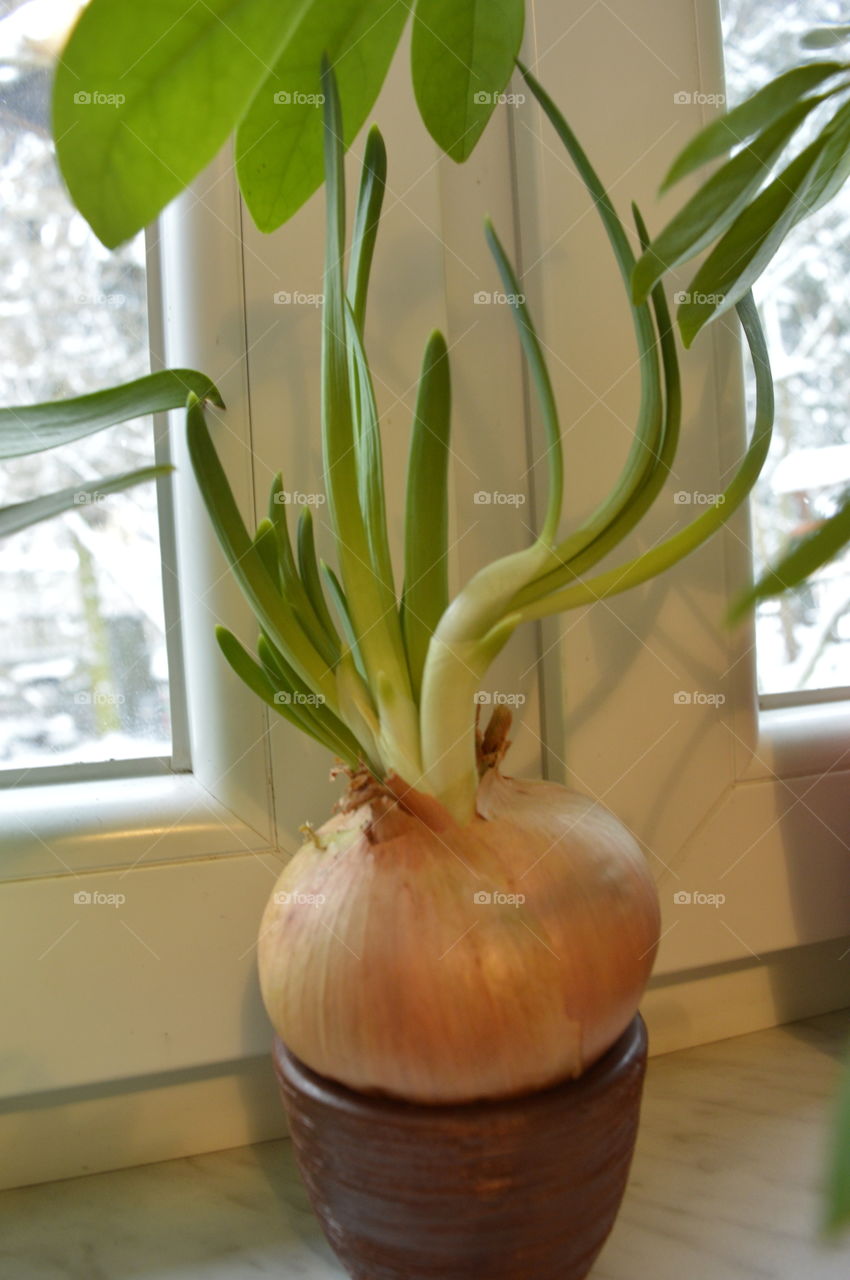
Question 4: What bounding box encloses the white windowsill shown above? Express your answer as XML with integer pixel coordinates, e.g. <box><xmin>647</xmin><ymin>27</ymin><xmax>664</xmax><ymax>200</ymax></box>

<box><xmin>2</xmin><ymin>1008</ymin><xmax>848</xmax><ymax>1278</ymax></box>
<box><xmin>0</xmin><ymin>770</ymin><xmax>272</xmax><ymax>883</ymax></box>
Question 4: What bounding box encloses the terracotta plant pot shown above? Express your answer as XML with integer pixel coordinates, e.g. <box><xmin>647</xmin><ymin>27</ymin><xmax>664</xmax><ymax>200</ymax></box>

<box><xmin>273</xmin><ymin>1013</ymin><xmax>647</xmax><ymax>1280</ymax></box>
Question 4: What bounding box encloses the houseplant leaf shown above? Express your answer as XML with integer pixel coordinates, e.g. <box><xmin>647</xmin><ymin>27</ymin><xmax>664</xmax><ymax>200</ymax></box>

<box><xmin>633</xmin><ymin>95</ymin><xmax>831</xmax><ymax>303</ymax></box>
<box><xmin>661</xmin><ymin>61</ymin><xmax>848</xmax><ymax>190</ymax></box>
<box><xmin>0</xmin><ymin>465</ymin><xmax>171</xmax><ymax>539</ymax></box>
<box><xmin>677</xmin><ymin>136</ymin><xmax>830</xmax><ymax>346</ymax></box>
<box><xmin>411</xmin><ymin>0</ymin><xmax>524</xmax><ymax>162</ymax></box>
<box><xmin>53</xmin><ymin>0</ymin><xmax>315</xmax><ymax>247</ymax></box>
<box><xmin>236</xmin><ymin>0</ymin><xmax>407</xmax><ymax>232</ymax></box>
<box><xmin>729</xmin><ymin>491</ymin><xmax>850</xmax><ymax>622</ymax></box>
<box><xmin>0</xmin><ymin>370</ymin><xmax>221</xmax><ymax>458</ymax></box>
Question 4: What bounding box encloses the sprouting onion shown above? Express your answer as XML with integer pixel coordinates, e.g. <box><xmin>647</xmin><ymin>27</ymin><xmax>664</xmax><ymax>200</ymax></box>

<box><xmin>187</xmin><ymin>59</ymin><xmax>773</xmax><ymax>826</ymax></box>
<box><xmin>185</xmin><ymin>59</ymin><xmax>776</xmax><ymax>1103</ymax></box>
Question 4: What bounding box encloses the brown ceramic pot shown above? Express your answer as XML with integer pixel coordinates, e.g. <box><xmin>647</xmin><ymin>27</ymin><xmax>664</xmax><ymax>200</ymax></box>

<box><xmin>273</xmin><ymin>1013</ymin><xmax>647</xmax><ymax>1280</ymax></box>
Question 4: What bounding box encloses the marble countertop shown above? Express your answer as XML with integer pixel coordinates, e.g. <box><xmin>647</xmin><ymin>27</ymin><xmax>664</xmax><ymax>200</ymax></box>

<box><xmin>3</xmin><ymin>1010</ymin><xmax>850</xmax><ymax>1279</ymax></box>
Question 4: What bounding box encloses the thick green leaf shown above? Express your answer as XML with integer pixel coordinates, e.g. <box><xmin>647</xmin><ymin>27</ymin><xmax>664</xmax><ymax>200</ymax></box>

<box><xmin>518</xmin><ymin>294</ymin><xmax>774</xmax><ymax>619</ymax></box>
<box><xmin>730</xmin><ymin>491</ymin><xmax>850</xmax><ymax>621</ymax></box>
<box><xmin>678</xmin><ymin>136</ymin><xmax>830</xmax><ymax>346</ymax></box>
<box><xmin>661</xmin><ymin>62</ymin><xmax>847</xmax><ymax>190</ymax></box>
<box><xmin>0</xmin><ymin>370</ymin><xmax>221</xmax><ymax>459</ymax></box>
<box><xmin>186</xmin><ymin>395</ymin><xmax>337</xmax><ymax>705</ymax></box>
<box><xmin>0</xmin><ymin>466</ymin><xmax>170</xmax><ymax>539</ymax></box>
<box><xmin>54</xmin><ymin>0</ymin><xmax>315</xmax><ymax>248</ymax></box>
<box><xmin>256</xmin><ymin>631</ymin><xmax>368</xmax><ymax>766</ymax></box>
<box><xmin>824</xmin><ymin>1038</ymin><xmax>850</xmax><ymax>1235</ymax></box>
<box><xmin>516</xmin><ymin>204</ymin><xmax>682</xmax><ymax>608</ymax></box>
<box><xmin>236</xmin><ymin>0</ymin><xmax>407</xmax><ymax>232</ymax></box>
<box><xmin>346</xmin><ymin>298</ymin><xmax>395</xmax><ymax>598</ymax></box>
<box><xmin>400</xmin><ymin>331</ymin><xmax>450</xmax><ymax>701</ymax></box>
<box><xmin>411</xmin><ymin>0</ymin><xmax>524</xmax><ymax>162</ymax></box>
<box><xmin>266</xmin><ymin>477</ymin><xmax>340</xmax><ymax>667</ymax></box>
<box><xmin>517</xmin><ymin>62</ymin><xmax>663</xmax><ymax>565</ymax></box>
<box><xmin>319</xmin><ymin>63</ymin><xmax>413</xmax><ymax>716</ymax></box>
<box><xmin>633</xmin><ymin>96</ymin><xmax>827</xmax><ymax>303</ymax></box>
<box><xmin>793</xmin><ymin>98</ymin><xmax>850</xmax><ymax>220</ymax></box>
<box><xmin>484</xmin><ymin>219</ymin><xmax>562</xmax><ymax>543</ymax></box>
<box><xmin>803</xmin><ymin>27</ymin><xmax>850</xmax><ymax>51</ymax></box>
<box><xmin>348</xmin><ymin>125</ymin><xmax>387</xmax><ymax>335</ymax></box>
<box><xmin>296</xmin><ymin>509</ymin><xmax>342</xmax><ymax>651</ymax></box>
<box><xmin>320</xmin><ymin>560</ymin><xmax>367</xmax><ymax>680</ymax></box>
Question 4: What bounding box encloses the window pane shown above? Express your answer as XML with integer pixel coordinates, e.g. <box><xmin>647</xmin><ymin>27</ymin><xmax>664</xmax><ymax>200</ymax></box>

<box><xmin>722</xmin><ymin>0</ymin><xmax>850</xmax><ymax>697</ymax></box>
<box><xmin>0</xmin><ymin>0</ymin><xmax>172</xmax><ymax>773</ymax></box>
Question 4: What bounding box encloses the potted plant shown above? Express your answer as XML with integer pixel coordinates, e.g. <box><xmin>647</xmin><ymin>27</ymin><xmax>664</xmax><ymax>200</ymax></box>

<box><xmin>163</xmin><ymin>60</ymin><xmax>770</xmax><ymax>1278</ymax></box>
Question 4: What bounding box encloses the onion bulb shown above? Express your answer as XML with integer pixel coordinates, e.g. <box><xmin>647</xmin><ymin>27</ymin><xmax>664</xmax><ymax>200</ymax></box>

<box><xmin>258</xmin><ymin>711</ymin><xmax>660</xmax><ymax>1104</ymax></box>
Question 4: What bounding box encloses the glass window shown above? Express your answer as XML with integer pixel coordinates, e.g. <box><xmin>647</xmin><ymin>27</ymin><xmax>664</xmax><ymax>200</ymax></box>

<box><xmin>0</xmin><ymin>0</ymin><xmax>173</xmax><ymax>775</ymax></box>
<box><xmin>722</xmin><ymin>0</ymin><xmax>850</xmax><ymax>699</ymax></box>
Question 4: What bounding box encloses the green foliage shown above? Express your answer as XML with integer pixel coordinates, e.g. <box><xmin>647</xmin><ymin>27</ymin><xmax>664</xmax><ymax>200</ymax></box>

<box><xmin>53</xmin><ymin>0</ymin><xmax>526</xmax><ymax>247</ymax></box>
<box><xmin>411</xmin><ymin>0</ymin><xmax>524</xmax><ymax>161</ymax></box>
<box><xmin>0</xmin><ymin>369</ymin><xmax>219</xmax><ymax>538</ymax></box>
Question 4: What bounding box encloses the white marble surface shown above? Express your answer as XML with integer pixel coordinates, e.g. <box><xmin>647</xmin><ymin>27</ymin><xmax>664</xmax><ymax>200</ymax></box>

<box><xmin>2</xmin><ymin>1010</ymin><xmax>850</xmax><ymax>1278</ymax></box>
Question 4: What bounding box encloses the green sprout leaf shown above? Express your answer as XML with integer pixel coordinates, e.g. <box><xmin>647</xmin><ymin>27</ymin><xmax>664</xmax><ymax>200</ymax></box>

<box><xmin>401</xmin><ymin>330</ymin><xmax>451</xmax><ymax>702</ymax></box>
<box><xmin>0</xmin><ymin>370</ymin><xmax>221</xmax><ymax>459</ymax></box>
<box><xmin>0</xmin><ymin>466</ymin><xmax>171</xmax><ymax>540</ymax></box>
<box><xmin>411</xmin><ymin>0</ymin><xmax>524</xmax><ymax>162</ymax></box>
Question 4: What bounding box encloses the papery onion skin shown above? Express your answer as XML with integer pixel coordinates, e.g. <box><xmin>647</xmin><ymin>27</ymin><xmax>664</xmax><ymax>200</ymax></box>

<box><xmin>258</xmin><ymin>766</ymin><xmax>660</xmax><ymax>1105</ymax></box>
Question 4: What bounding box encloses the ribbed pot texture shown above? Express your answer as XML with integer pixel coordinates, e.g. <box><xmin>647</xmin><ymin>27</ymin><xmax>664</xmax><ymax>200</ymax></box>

<box><xmin>273</xmin><ymin>1014</ymin><xmax>648</xmax><ymax>1280</ymax></box>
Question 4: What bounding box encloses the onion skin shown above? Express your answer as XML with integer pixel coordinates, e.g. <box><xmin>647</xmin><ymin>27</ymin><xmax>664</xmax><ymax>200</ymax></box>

<box><xmin>258</xmin><ymin>750</ymin><xmax>660</xmax><ymax>1105</ymax></box>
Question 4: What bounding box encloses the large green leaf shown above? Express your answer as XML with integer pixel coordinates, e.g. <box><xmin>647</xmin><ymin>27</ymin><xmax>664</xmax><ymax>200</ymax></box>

<box><xmin>824</xmin><ymin>1040</ymin><xmax>850</xmax><ymax>1235</ymax></box>
<box><xmin>411</xmin><ymin>0</ymin><xmax>524</xmax><ymax>162</ymax></box>
<box><xmin>0</xmin><ymin>370</ymin><xmax>221</xmax><ymax>459</ymax></box>
<box><xmin>53</xmin><ymin>0</ymin><xmax>315</xmax><ymax>247</ymax></box>
<box><xmin>678</xmin><ymin>136</ymin><xmax>830</xmax><ymax>346</ymax></box>
<box><xmin>632</xmin><ymin>95</ymin><xmax>828</xmax><ymax>304</ymax></box>
<box><xmin>0</xmin><ymin>466</ymin><xmax>171</xmax><ymax>539</ymax></box>
<box><xmin>236</xmin><ymin>0</ymin><xmax>407</xmax><ymax>232</ymax></box>
<box><xmin>661</xmin><ymin>61</ymin><xmax>848</xmax><ymax>190</ymax></box>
